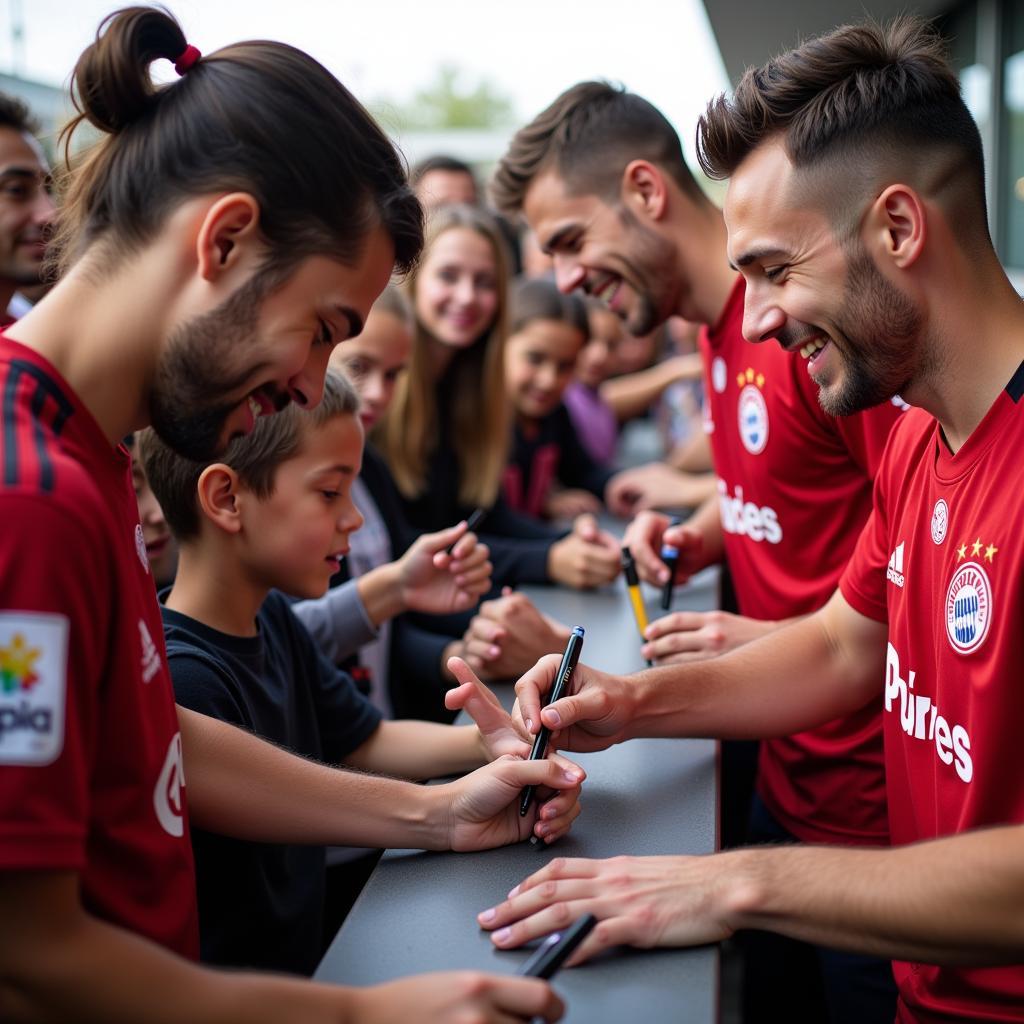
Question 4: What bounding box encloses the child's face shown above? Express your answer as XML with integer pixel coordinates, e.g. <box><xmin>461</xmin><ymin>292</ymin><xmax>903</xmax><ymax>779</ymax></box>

<box><xmin>239</xmin><ymin>414</ymin><xmax>365</xmax><ymax>600</ymax></box>
<box><xmin>578</xmin><ymin>308</ymin><xmax>623</xmax><ymax>389</ymax></box>
<box><xmin>329</xmin><ymin>310</ymin><xmax>411</xmax><ymax>430</ymax></box>
<box><xmin>414</xmin><ymin>227</ymin><xmax>500</xmax><ymax>349</ymax></box>
<box><xmin>131</xmin><ymin>454</ymin><xmax>178</xmax><ymax>587</ymax></box>
<box><xmin>504</xmin><ymin>319</ymin><xmax>583</xmax><ymax>420</ymax></box>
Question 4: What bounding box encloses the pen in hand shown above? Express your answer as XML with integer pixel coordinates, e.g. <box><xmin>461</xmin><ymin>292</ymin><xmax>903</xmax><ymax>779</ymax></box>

<box><xmin>446</xmin><ymin>507</ymin><xmax>487</xmax><ymax>555</ymax></box>
<box><xmin>519</xmin><ymin>626</ymin><xmax>585</xmax><ymax>822</ymax></box>
<box><xmin>621</xmin><ymin>546</ymin><xmax>653</xmax><ymax>667</ymax></box>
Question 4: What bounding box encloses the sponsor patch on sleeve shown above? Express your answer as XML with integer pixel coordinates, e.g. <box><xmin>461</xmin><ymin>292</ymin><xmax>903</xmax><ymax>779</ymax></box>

<box><xmin>0</xmin><ymin>612</ymin><xmax>69</xmax><ymax>765</ymax></box>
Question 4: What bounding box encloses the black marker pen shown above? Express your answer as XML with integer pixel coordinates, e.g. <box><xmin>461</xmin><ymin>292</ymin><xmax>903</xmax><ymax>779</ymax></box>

<box><xmin>517</xmin><ymin>913</ymin><xmax>598</xmax><ymax>978</ymax></box>
<box><xmin>519</xmin><ymin>625</ymin><xmax>585</xmax><ymax>819</ymax></box>
<box><xmin>660</xmin><ymin>516</ymin><xmax>683</xmax><ymax>610</ymax></box>
<box><xmin>446</xmin><ymin>507</ymin><xmax>487</xmax><ymax>555</ymax></box>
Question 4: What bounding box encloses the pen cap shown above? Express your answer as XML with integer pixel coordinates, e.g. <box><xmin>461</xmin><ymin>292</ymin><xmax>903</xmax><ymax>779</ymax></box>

<box><xmin>620</xmin><ymin>546</ymin><xmax>640</xmax><ymax>587</ymax></box>
<box><xmin>570</xmin><ymin>625</ymin><xmax>585</xmax><ymax>640</ymax></box>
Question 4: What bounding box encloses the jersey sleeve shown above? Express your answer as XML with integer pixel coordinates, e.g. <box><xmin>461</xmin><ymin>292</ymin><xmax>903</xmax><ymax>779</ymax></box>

<box><xmin>0</xmin><ymin>494</ymin><xmax>112</xmax><ymax>871</ymax></box>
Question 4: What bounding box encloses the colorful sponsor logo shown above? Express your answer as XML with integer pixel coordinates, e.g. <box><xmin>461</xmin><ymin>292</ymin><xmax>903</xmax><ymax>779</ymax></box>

<box><xmin>0</xmin><ymin>613</ymin><xmax>67</xmax><ymax>765</ymax></box>
<box><xmin>0</xmin><ymin>632</ymin><xmax>40</xmax><ymax>693</ymax></box>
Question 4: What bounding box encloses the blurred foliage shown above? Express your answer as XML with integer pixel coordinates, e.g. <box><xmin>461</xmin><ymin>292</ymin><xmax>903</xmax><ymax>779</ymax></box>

<box><xmin>372</xmin><ymin>64</ymin><xmax>517</xmax><ymax>130</ymax></box>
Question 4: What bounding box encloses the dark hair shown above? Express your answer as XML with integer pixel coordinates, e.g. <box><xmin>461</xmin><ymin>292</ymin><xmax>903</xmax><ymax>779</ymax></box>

<box><xmin>52</xmin><ymin>6</ymin><xmax>423</xmax><ymax>279</ymax></box>
<box><xmin>697</xmin><ymin>17</ymin><xmax>988</xmax><ymax>242</ymax></box>
<box><xmin>140</xmin><ymin>368</ymin><xmax>360</xmax><ymax>541</ymax></box>
<box><xmin>412</xmin><ymin>154</ymin><xmax>476</xmax><ymax>186</ymax></box>
<box><xmin>0</xmin><ymin>92</ymin><xmax>39</xmax><ymax>136</ymax></box>
<box><xmin>491</xmin><ymin>81</ymin><xmax>708</xmax><ymax>217</ymax></box>
<box><xmin>509</xmin><ymin>276</ymin><xmax>588</xmax><ymax>338</ymax></box>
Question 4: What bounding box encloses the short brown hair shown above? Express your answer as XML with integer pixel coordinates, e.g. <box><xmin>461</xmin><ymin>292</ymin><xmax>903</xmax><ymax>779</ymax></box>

<box><xmin>491</xmin><ymin>81</ymin><xmax>708</xmax><ymax>217</ymax></box>
<box><xmin>509</xmin><ymin>276</ymin><xmax>588</xmax><ymax>338</ymax></box>
<box><xmin>697</xmin><ymin>17</ymin><xmax>987</xmax><ymax>243</ymax></box>
<box><xmin>140</xmin><ymin>369</ymin><xmax>360</xmax><ymax>542</ymax></box>
<box><xmin>0</xmin><ymin>92</ymin><xmax>38</xmax><ymax>136</ymax></box>
<box><xmin>52</xmin><ymin>6</ymin><xmax>422</xmax><ymax>279</ymax></box>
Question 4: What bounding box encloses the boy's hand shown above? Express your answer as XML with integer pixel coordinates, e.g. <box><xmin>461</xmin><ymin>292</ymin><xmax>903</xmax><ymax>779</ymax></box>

<box><xmin>398</xmin><ymin>522</ymin><xmax>492</xmax><ymax>613</ymax></box>
<box><xmin>621</xmin><ymin>510</ymin><xmax>705</xmax><ymax>586</ymax></box>
<box><xmin>547</xmin><ymin>514</ymin><xmax>620</xmax><ymax>589</ymax></box>
<box><xmin>460</xmin><ymin>589</ymin><xmax>573</xmax><ymax>681</ymax></box>
<box><xmin>441</xmin><ymin>753</ymin><xmax>585</xmax><ymax>850</ymax></box>
<box><xmin>444</xmin><ymin>656</ymin><xmax>530</xmax><ymax>761</ymax></box>
<box><xmin>349</xmin><ymin>971</ymin><xmax>563</xmax><ymax>1023</ymax></box>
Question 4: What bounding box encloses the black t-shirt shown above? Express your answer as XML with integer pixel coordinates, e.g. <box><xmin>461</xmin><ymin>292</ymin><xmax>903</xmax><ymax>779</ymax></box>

<box><xmin>161</xmin><ymin>590</ymin><xmax>383</xmax><ymax>976</ymax></box>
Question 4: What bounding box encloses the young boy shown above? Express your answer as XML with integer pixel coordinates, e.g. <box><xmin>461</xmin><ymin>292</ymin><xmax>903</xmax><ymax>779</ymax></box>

<box><xmin>128</xmin><ymin>434</ymin><xmax>179</xmax><ymax>587</ymax></box>
<box><xmin>140</xmin><ymin>370</ymin><xmax>584</xmax><ymax>976</ymax></box>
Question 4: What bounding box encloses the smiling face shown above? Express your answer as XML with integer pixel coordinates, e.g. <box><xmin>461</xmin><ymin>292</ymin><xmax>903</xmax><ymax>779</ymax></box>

<box><xmin>725</xmin><ymin>139</ymin><xmax>923</xmax><ymax>416</ymax></box>
<box><xmin>150</xmin><ymin>226</ymin><xmax>394</xmax><ymax>461</ymax></box>
<box><xmin>522</xmin><ymin>168</ymin><xmax>677</xmax><ymax>337</ymax></box>
<box><xmin>329</xmin><ymin>307</ymin><xmax>412</xmax><ymax>430</ymax></box>
<box><xmin>505</xmin><ymin>318</ymin><xmax>585</xmax><ymax>421</ymax></box>
<box><xmin>413</xmin><ymin>226</ymin><xmax>500</xmax><ymax>350</ymax></box>
<box><xmin>239</xmin><ymin>412</ymin><xmax>365</xmax><ymax>599</ymax></box>
<box><xmin>0</xmin><ymin>126</ymin><xmax>54</xmax><ymax>292</ymax></box>
<box><xmin>130</xmin><ymin>450</ymin><xmax>178</xmax><ymax>587</ymax></box>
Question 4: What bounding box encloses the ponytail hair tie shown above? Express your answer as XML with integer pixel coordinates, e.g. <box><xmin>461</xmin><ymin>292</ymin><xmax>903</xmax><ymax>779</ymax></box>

<box><xmin>174</xmin><ymin>44</ymin><xmax>201</xmax><ymax>75</ymax></box>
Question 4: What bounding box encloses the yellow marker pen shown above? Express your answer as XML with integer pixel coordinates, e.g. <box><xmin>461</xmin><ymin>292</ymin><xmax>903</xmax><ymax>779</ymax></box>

<box><xmin>621</xmin><ymin>546</ymin><xmax>653</xmax><ymax>666</ymax></box>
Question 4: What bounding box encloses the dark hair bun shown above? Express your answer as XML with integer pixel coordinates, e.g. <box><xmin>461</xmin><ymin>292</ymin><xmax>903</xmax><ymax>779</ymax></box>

<box><xmin>72</xmin><ymin>5</ymin><xmax>187</xmax><ymax>133</ymax></box>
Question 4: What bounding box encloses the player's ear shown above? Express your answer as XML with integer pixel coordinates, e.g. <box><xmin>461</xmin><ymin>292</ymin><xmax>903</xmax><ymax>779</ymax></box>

<box><xmin>196</xmin><ymin>464</ymin><xmax>243</xmax><ymax>535</ymax></box>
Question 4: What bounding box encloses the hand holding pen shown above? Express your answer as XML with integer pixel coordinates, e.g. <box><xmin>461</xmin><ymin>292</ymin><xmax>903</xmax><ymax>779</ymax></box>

<box><xmin>519</xmin><ymin>626</ymin><xmax>585</xmax><ymax>823</ymax></box>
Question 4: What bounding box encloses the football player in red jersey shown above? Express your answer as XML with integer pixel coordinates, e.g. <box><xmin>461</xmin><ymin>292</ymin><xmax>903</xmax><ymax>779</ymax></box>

<box><xmin>489</xmin><ymin>75</ymin><xmax>903</xmax><ymax>1024</ymax></box>
<box><xmin>479</xmin><ymin>17</ymin><xmax>1024</xmax><ymax>1024</ymax></box>
<box><xmin>0</xmin><ymin>7</ymin><xmax>568</xmax><ymax>1024</ymax></box>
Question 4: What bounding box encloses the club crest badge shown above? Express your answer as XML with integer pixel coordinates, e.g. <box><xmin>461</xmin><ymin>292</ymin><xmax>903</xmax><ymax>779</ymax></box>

<box><xmin>945</xmin><ymin>561</ymin><xmax>991</xmax><ymax>655</ymax></box>
<box><xmin>931</xmin><ymin>499</ymin><xmax>948</xmax><ymax>545</ymax></box>
<box><xmin>737</xmin><ymin>383</ymin><xmax>768</xmax><ymax>455</ymax></box>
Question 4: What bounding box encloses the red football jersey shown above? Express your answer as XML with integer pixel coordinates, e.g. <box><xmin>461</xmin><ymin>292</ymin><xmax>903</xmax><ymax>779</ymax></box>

<box><xmin>840</xmin><ymin>372</ymin><xmax>1024</xmax><ymax>1021</ymax></box>
<box><xmin>0</xmin><ymin>336</ymin><xmax>199</xmax><ymax>957</ymax></box>
<box><xmin>699</xmin><ymin>278</ymin><xmax>904</xmax><ymax>844</ymax></box>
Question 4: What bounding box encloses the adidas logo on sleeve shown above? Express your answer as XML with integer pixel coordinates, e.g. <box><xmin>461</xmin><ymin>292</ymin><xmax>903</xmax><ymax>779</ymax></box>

<box><xmin>887</xmin><ymin>542</ymin><xmax>906</xmax><ymax>588</ymax></box>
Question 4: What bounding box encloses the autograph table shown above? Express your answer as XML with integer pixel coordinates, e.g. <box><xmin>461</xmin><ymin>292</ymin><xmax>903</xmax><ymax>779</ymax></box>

<box><xmin>316</xmin><ymin>569</ymin><xmax>720</xmax><ymax>1023</ymax></box>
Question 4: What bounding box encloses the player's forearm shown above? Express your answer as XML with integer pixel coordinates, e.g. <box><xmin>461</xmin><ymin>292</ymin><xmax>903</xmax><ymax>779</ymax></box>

<box><xmin>626</xmin><ymin>596</ymin><xmax>883</xmax><ymax>741</ymax></box>
<box><xmin>354</xmin><ymin>560</ymin><xmax>406</xmax><ymax>626</ymax></box>
<box><xmin>687</xmin><ymin>494</ymin><xmax>723</xmax><ymax>567</ymax></box>
<box><xmin>0</xmin><ymin>881</ymin><xmax>353</xmax><ymax>1024</ymax></box>
<box><xmin>347</xmin><ymin>721</ymin><xmax>483</xmax><ymax>780</ymax></box>
<box><xmin>726</xmin><ymin>825</ymin><xmax>1024</xmax><ymax>965</ymax></box>
<box><xmin>178</xmin><ymin>707</ymin><xmax>445</xmax><ymax>850</ymax></box>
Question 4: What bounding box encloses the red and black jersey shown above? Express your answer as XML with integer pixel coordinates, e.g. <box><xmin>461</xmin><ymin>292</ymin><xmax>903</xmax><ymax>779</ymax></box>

<box><xmin>841</xmin><ymin>366</ymin><xmax>1024</xmax><ymax>1021</ymax></box>
<box><xmin>0</xmin><ymin>334</ymin><xmax>199</xmax><ymax>958</ymax></box>
<box><xmin>699</xmin><ymin>278</ymin><xmax>904</xmax><ymax>845</ymax></box>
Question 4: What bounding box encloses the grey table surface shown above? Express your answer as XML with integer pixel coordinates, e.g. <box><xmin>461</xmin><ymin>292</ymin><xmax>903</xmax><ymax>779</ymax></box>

<box><xmin>316</xmin><ymin>568</ymin><xmax>721</xmax><ymax>1023</ymax></box>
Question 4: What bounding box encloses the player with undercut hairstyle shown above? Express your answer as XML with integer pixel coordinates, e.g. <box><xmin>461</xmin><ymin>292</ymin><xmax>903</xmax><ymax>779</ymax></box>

<box><xmin>482</xmin><ymin>18</ymin><xmax>1024</xmax><ymax>1024</ymax></box>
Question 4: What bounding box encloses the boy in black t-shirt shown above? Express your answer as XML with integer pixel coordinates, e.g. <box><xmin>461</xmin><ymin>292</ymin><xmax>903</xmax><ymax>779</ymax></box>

<box><xmin>140</xmin><ymin>371</ymin><xmax>584</xmax><ymax>976</ymax></box>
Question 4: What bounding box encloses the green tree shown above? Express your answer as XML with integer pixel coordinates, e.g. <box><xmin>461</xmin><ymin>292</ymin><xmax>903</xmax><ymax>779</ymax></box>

<box><xmin>374</xmin><ymin>64</ymin><xmax>517</xmax><ymax>131</ymax></box>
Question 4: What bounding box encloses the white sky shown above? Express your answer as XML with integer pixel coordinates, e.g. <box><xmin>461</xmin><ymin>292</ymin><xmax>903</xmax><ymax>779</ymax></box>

<box><xmin>0</xmin><ymin>0</ymin><xmax>730</xmax><ymax>164</ymax></box>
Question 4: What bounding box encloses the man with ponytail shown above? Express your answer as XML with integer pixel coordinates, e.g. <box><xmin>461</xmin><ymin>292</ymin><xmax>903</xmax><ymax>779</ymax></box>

<box><xmin>0</xmin><ymin>7</ymin><xmax>564</xmax><ymax>1022</ymax></box>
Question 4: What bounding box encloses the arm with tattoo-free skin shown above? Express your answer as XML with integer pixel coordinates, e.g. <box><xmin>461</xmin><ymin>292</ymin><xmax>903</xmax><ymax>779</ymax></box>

<box><xmin>483</xmin><ymin>593</ymin><xmax>1024</xmax><ymax>968</ymax></box>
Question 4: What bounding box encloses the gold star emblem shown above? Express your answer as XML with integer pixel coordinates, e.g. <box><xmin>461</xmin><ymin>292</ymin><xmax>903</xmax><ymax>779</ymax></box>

<box><xmin>736</xmin><ymin>372</ymin><xmax>745</xmax><ymax>388</ymax></box>
<box><xmin>984</xmin><ymin>543</ymin><xmax>998</xmax><ymax>563</ymax></box>
<box><xmin>745</xmin><ymin>367</ymin><xmax>755</xmax><ymax>383</ymax></box>
<box><xmin>755</xmin><ymin>373</ymin><xmax>765</xmax><ymax>389</ymax></box>
<box><xmin>971</xmin><ymin>537</ymin><xmax>983</xmax><ymax>556</ymax></box>
<box><xmin>956</xmin><ymin>542</ymin><xmax>967</xmax><ymax>561</ymax></box>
